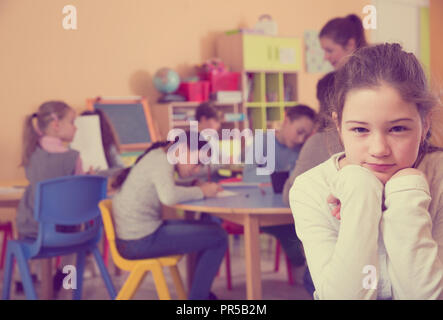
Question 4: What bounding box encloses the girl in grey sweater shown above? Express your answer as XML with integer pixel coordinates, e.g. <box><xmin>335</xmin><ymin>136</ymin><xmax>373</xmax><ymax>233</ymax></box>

<box><xmin>112</xmin><ymin>130</ymin><xmax>227</xmax><ymax>300</ymax></box>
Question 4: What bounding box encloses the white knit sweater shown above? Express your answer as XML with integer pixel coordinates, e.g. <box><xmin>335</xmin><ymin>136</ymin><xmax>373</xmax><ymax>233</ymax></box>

<box><xmin>289</xmin><ymin>151</ymin><xmax>443</xmax><ymax>299</ymax></box>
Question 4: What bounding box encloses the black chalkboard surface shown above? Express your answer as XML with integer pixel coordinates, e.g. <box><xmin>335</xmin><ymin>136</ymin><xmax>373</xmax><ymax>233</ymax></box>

<box><xmin>86</xmin><ymin>97</ymin><xmax>158</xmax><ymax>151</ymax></box>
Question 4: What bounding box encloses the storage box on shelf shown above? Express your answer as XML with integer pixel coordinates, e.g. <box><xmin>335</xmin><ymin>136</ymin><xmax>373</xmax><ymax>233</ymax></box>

<box><xmin>216</xmin><ymin>33</ymin><xmax>302</xmax><ymax>130</ymax></box>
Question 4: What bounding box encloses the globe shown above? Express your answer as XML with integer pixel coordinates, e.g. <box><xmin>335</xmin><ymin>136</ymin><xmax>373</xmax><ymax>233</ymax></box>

<box><xmin>153</xmin><ymin>68</ymin><xmax>180</xmax><ymax>94</ymax></box>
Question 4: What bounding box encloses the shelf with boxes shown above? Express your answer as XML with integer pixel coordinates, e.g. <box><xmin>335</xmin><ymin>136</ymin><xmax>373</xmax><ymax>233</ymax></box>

<box><xmin>152</xmin><ymin>101</ymin><xmax>244</xmax><ymax>140</ymax></box>
<box><xmin>216</xmin><ymin>33</ymin><xmax>302</xmax><ymax>130</ymax></box>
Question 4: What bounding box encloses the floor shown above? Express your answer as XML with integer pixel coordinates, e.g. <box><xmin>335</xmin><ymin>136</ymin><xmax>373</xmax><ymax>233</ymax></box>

<box><xmin>0</xmin><ymin>234</ymin><xmax>313</xmax><ymax>300</ymax></box>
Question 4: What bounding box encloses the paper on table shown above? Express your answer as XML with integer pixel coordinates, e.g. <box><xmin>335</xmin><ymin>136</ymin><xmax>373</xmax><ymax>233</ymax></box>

<box><xmin>216</xmin><ymin>190</ymin><xmax>238</xmax><ymax>198</ymax></box>
<box><xmin>220</xmin><ymin>182</ymin><xmax>261</xmax><ymax>188</ymax></box>
<box><xmin>70</xmin><ymin>115</ymin><xmax>109</xmax><ymax>172</ymax></box>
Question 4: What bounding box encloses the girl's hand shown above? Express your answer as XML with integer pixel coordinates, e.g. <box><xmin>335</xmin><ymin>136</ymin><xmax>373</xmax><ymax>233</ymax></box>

<box><xmin>389</xmin><ymin>168</ymin><xmax>425</xmax><ymax>181</ymax></box>
<box><xmin>199</xmin><ymin>182</ymin><xmax>223</xmax><ymax>198</ymax></box>
<box><xmin>327</xmin><ymin>194</ymin><xmax>341</xmax><ymax>220</ymax></box>
<box><xmin>87</xmin><ymin>166</ymin><xmax>96</xmax><ymax>175</ymax></box>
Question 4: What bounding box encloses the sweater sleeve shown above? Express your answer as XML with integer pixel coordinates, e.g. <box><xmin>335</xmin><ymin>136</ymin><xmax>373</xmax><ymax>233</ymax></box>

<box><xmin>382</xmin><ymin>175</ymin><xmax>443</xmax><ymax>299</ymax></box>
<box><xmin>149</xmin><ymin>154</ymin><xmax>204</xmax><ymax>206</ymax></box>
<box><xmin>290</xmin><ymin>165</ymin><xmax>384</xmax><ymax>299</ymax></box>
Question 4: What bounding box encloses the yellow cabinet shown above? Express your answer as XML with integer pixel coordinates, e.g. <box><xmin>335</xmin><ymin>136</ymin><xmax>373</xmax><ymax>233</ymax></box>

<box><xmin>216</xmin><ymin>33</ymin><xmax>301</xmax><ymax>130</ymax></box>
<box><xmin>243</xmin><ymin>35</ymin><xmax>301</xmax><ymax>71</ymax></box>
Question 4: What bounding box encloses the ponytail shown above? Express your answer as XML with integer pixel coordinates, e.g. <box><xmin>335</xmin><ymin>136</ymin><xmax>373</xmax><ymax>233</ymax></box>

<box><xmin>111</xmin><ymin>141</ymin><xmax>173</xmax><ymax>189</ymax></box>
<box><xmin>21</xmin><ymin>113</ymin><xmax>41</xmax><ymax>166</ymax></box>
<box><xmin>319</xmin><ymin>14</ymin><xmax>367</xmax><ymax>50</ymax></box>
<box><xmin>346</xmin><ymin>14</ymin><xmax>367</xmax><ymax>48</ymax></box>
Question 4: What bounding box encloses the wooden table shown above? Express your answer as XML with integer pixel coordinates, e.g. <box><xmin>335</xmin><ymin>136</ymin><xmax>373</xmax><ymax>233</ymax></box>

<box><xmin>173</xmin><ymin>185</ymin><xmax>293</xmax><ymax>300</ymax></box>
<box><xmin>0</xmin><ymin>179</ymin><xmax>54</xmax><ymax>300</ymax></box>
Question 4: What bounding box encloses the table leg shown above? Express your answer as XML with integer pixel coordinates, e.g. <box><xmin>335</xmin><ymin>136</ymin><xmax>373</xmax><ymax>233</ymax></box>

<box><xmin>40</xmin><ymin>258</ymin><xmax>53</xmax><ymax>300</ymax></box>
<box><xmin>184</xmin><ymin>211</ymin><xmax>196</xmax><ymax>293</ymax></box>
<box><xmin>243</xmin><ymin>215</ymin><xmax>261</xmax><ymax>300</ymax></box>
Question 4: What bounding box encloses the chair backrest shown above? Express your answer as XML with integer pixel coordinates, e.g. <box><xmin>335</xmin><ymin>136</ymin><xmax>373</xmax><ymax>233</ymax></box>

<box><xmin>33</xmin><ymin>175</ymin><xmax>108</xmax><ymax>249</ymax></box>
<box><xmin>99</xmin><ymin>199</ymin><xmax>130</xmax><ymax>268</ymax></box>
<box><xmin>99</xmin><ymin>199</ymin><xmax>116</xmax><ymax>242</ymax></box>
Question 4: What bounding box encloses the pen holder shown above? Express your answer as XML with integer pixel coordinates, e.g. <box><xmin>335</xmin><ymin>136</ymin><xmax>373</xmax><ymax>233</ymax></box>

<box><xmin>270</xmin><ymin>171</ymin><xmax>289</xmax><ymax>194</ymax></box>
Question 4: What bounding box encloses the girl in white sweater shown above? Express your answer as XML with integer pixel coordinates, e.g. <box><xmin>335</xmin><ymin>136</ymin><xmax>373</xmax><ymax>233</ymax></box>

<box><xmin>289</xmin><ymin>43</ymin><xmax>443</xmax><ymax>299</ymax></box>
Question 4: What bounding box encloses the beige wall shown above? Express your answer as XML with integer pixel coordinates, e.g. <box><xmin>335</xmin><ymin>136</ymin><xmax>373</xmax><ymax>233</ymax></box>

<box><xmin>1</xmin><ymin>0</ymin><xmax>370</xmax><ymax>180</ymax></box>
<box><xmin>430</xmin><ymin>0</ymin><xmax>443</xmax><ymax>147</ymax></box>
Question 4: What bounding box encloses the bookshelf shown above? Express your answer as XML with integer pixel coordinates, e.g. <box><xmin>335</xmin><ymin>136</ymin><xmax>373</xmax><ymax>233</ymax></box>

<box><xmin>151</xmin><ymin>101</ymin><xmax>244</xmax><ymax>139</ymax></box>
<box><xmin>216</xmin><ymin>33</ymin><xmax>302</xmax><ymax>130</ymax></box>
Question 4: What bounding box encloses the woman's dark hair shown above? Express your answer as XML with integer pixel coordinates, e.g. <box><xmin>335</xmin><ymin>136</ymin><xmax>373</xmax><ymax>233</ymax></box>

<box><xmin>316</xmin><ymin>72</ymin><xmax>336</xmax><ymax>131</ymax></box>
<box><xmin>319</xmin><ymin>14</ymin><xmax>367</xmax><ymax>49</ymax></box>
<box><xmin>112</xmin><ymin>130</ymin><xmax>209</xmax><ymax>189</ymax></box>
<box><xmin>195</xmin><ymin>102</ymin><xmax>220</xmax><ymax>122</ymax></box>
<box><xmin>330</xmin><ymin>43</ymin><xmax>442</xmax><ymax>166</ymax></box>
<box><xmin>81</xmin><ymin>109</ymin><xmax>121</xmax><ymax>167</ymax></box>
<box><xmin>285</xmin><ymin>104</ymin><xmax>316</xmax><ymax>122</ymax></box>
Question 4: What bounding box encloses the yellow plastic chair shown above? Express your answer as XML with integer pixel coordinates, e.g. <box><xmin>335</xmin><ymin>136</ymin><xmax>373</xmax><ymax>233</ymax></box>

<box><xmin>99</xmin><ymin>199</ymin><xmax>187</xmax><ymax>300</ymax></box>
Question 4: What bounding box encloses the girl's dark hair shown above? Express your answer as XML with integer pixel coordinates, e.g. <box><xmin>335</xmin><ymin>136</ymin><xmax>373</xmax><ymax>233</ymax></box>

<box><xmin>81</xmin><ymin>109</ymin><xmax>121</xmax><ymax>167</ymax></box>
<box><xmin>316</xmin><ymin>72</ymin><xmax>336</xmax><ymax>131</ymax></box>
<box><xmin>195</xmin><ymin>102</ymin><xmax>220</xmax><ymax>122</ymax></box>
<box><xmin>112</xmin><ymin>130</ymin><xmax>209</xmax><ymax>189</ymax></box>
<box><xmin>21</xmin><ymin>101</ymin><xmax>72</xmax><ymax>166</ymax></box>
<box><xmin>320</xmin><ymin>14</ymin><xmax>367</xmax><ymax>49</ymax></box>
<box><xmin>285</xmin><ymin>104</ymin><xmax>317</xmax><ymax>122</ymax></box>
<box><xmin>330</xmin><ymin>43</ymin><xmax>442</xmax><ymax>166</ymax></box>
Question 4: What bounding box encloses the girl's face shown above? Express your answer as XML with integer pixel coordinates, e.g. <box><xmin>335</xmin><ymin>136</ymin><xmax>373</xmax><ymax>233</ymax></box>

<box><xmin>56</xmin><ymin>109</ymin><xmax>77</xmax><ymax>142</ymax></box>
<box><xmin>176</xmin><ymin>149</ymin><xmax>202</xmax><ymax>178</ymax></box>
<box><xmin>338</xmin><ymin>84</ymin><xmax>428</xmax><ymax>184</ymax></box>
<box><xmin>199</xmin><ymin>116</ymin><xmax>221</xmax><ymax>132</ymax></box>
<box><xmin>320</xmin><ymin>36</ymin><xmax>356</xmax><ymax>69</ymax></box>
<box><xmin>282</xmin><ymin>116</ymin><xmax>315</xmax><ymax>149</ymax></box>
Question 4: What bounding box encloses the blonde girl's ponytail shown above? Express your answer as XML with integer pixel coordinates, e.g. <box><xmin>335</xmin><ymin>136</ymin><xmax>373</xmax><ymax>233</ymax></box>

<box><xmin>21</xmin><ymin>113</ymin><xmax>41</xmax><ymax>167</ymax></box>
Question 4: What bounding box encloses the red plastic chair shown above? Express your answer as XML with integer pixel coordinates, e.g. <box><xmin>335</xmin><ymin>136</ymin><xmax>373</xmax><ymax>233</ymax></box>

<box><xmin>0</xmin><ymin>222</ymin><xmax>13</xmax><ymax>269</ymax></box>
<box><xmin>274</xmin><ymin>241</ymin><xmax>294</xmax><ymax>285</ymax></box>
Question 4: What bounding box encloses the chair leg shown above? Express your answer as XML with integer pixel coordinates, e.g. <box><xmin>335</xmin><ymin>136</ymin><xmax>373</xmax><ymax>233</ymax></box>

<box><xmin>225</xmin><ymin>243</ymin><xmax>232</xmax><ymax>290</ymax></box>
<box><xmin>274</xmin><ymin>241</ymin><xmax>281</xmax><ymax>272</ymax></box>
<box><xmin>2</xmin><ymin>245</ymin><xmax>15</xmax><ymax>299</ymax></box>
<box><xmin>151</xmin><ymin>264</ymin><xmax>171</xmax><ymax>300</ymax></box>
<box><xmin>0</xmin><ymin>226</ymin><xmax>9</xmax><ymax>269</ymax></box>
<box><xmin>285</xmin><ymin>253</ymin><xmax>294</xmax><ymax>285</ymax></box>
<box><xmin>72</xmin><ymin>251</ymin><xmax>86</xmax><ymax>300</ymax></box>
<box><xmin>169</xmin><ymin>265</ymin><xmax>187</xmax><ymax>300</ymax></box>
<box><xmin>103</xmin><ymin>236</ymin><xmax>109</xmax><ymax>268</ymax></box>
<box><xmin>14</xmin><ymin>247</ymin><xmax>37</xmax><ymax>300</ymax></box>
<box><xmin>55</xmin><ymin>256</ymin><xmax>61</xmax><ymax>269</ymax></box>
<box><xmin>116</xmin><ymin>267</ymin><xmax>147</xmax><ymax>300</ymax></box>
<box><xmin>92</xmin><ymin>247</ymin><xmax>116</xmax><ymax>299</ymax></box>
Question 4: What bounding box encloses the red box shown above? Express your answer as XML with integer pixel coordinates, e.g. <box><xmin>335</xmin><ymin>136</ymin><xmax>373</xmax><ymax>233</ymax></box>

<box><xmin>209</xmin><ymin>72</ymin><xmax>240</xmax><ymax>93</ymax></box>
<box><xmin>177</xmin><ymin>81</ymin><xmax>210</xmax><ymax>102</ymax></box>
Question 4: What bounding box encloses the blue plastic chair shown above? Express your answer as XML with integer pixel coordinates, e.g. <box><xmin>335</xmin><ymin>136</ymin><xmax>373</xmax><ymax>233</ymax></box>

<box><xmin>2</xmin><ymin>175</ymin><xmax>117</xmax><ymax>300</ymax></box>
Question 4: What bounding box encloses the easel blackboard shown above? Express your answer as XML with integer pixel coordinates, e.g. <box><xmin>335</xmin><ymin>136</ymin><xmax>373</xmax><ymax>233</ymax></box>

<box><xmin>86</xmin><ymin>96</ymin><xmax>158</xmax><ymax>151</ymax></box>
